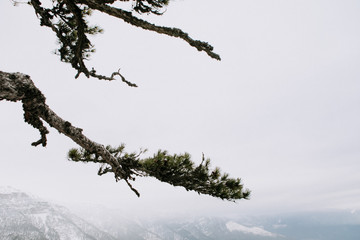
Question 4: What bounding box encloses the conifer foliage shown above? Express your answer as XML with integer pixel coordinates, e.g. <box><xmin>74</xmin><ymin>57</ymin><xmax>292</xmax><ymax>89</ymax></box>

<box><xmin>68</xmin><ymin>145</ymin><xmax>250</xmax><ymax>201</ymax></box>
<box><xmin>1</xmin><ymin>0</ymin><xmax>250</xmax><ymax>201</ymax></box>
<box><xmin>29</xmin><ymin>0</ymin><xmax>220</xmax><ymax>83</ymax></box>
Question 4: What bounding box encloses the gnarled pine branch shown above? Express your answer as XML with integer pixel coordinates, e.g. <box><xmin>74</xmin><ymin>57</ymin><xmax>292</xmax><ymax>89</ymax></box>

<box><xmin>68</xmin><ymin>145</ymin><xmax>251</xmax><ymax>201</ymax></box>
<box><xmin>76</xmin><ymin>0</ymin><xmax>221</xmax><ymax>60</ymax></box>
<box><xmin>29</xmin><ymin>0</ymin><xmax>220</xmax><ymax>82</ymax></box>
<box><xmin>2</xmin><ymin>1</ymin><xmax>249</xmax><ymax>201</ymax></box>
<box><xmin>0</xmin><ymin>71</ymin><xmax>250</xmax><ymax>201</ymax></box>
<box><xmin>0</xmin><ymin>71</ymin><xmax>128</xmax><ymax>181</ymax></box>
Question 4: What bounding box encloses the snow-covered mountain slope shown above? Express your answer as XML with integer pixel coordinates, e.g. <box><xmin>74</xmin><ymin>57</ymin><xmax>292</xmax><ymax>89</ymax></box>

<box><xmin>139</xmin><ymin>217</ymin><xmax>286</xmax><ymax>240</ymax></box>
<box><xmin>72</xmin><ymin>207</ymin><xmax>288</xmax><ymax>240</ymax></box>
<box><xmin>74</xmin><ymin>205</ymin><xmax>360</xmax><ymax>240</ymax></box>
<box><xmin>0</xmin><ymin>186</ymin><xmax>21</xmax><ymax>194</ymax></box>
<box><xmin>226</xmin><ymin>221</ymin><xmax>279</xmax><ymax>237</ymax></box>
<box><xmin>0</xmin><ymin>188</ymin><xmax>115</xmax><ymax>240</ymax></box>
<box><xmin>1</xmin><ymin>187</ymin><xmax>360</xmax><ymax>240</ymax></box>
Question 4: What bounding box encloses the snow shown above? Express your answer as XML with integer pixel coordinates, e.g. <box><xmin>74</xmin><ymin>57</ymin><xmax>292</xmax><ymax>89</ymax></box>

<box><xmin>226</xmin><ymin>221</ymin><xmax>278</xmax><ymax>237</ymax></box>
<box><xmin>32</xmin><ymin>212</ymin><xmax>48</xmax><ymax>224</ymax></box>
<box><xmin>272</xmin><ymin>223</ymin><xmax>287</xmax><ymax>229</ymax></box>
<box><xmin>0</xmin><ymin>186</ymin><xmax>21</xmax><ymax>194</ymax></box>
<box><xmin>32</xmin><ymin>212</ymin><xmax>49</xmax><ymax>233</ymax></box>
<box><xmin>273</xmin><ymin>219</ymin><xmax>287</xmax><ymax>229</ymax></box>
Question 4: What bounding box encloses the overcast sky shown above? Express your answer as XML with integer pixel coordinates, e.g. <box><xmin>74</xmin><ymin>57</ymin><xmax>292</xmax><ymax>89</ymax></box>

<box><xmin>1</xmin><ymin>0</ymin><xmax>360</xmax><ymax>218</ymax></box>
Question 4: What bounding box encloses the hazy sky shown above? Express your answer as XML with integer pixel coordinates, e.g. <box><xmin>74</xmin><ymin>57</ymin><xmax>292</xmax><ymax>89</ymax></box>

<box><xmin>1</xmin><ymin>0</ymin><xmax>360</xmax><ymax>217</ymax></box>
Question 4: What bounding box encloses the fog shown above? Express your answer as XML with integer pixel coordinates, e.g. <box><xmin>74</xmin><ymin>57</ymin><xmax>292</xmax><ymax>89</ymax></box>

<box><xmin>1</xmin><ymin>0</ymin><xmax>360</xmax><ymax>218</ymax></box>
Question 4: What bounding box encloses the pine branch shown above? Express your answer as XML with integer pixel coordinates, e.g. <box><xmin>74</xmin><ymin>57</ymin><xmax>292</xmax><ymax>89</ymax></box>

<box><xmin>78</xmin><ymin>0</ymin><xmax>221</xmax><ymax>60</ymax></box>
<box><xmin>30</xmin><ymin>0</ymin><xmax>137</xmax><ymax>85</ymax></box>
<box><xmin>1</xmin><ymin>71</ymin><xmax>250</xmax><ymax>201</ymax></box>
<box><xmin>0</xmin><ymin>71</ymin><xmax>128</xmax><ymax>180</ymax></box>
<box><xmin>29</xmin><ymin>0</ymin><xmax>220</xmax><ymax>83</ymax></box>
<box><xmin>140</xmin><ymin>151</ymin><xmax>250</xmax><ymax>201</ymax></box>
<box><xmin>68</xmin><ymin>144</ymin><xmax>251</xmax><ymax>201</ymax></box>
<box><xmin>3</xmin><ymin>1</ymin><xmax>249</xmax><ymax>201</ymax></box>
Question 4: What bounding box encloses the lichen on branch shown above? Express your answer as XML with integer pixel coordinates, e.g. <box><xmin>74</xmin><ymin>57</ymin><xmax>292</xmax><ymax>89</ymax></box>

<box><xmin>1</xmin><ymin>1</ymin><xmax>249</xmax><ymax>202</ymax></box>
<box><xmin>28</xmin><ymin>0</ymin><xmax>220</xmax><ymax>83</ymax></box>
<box><xmin>0</xmin><ymin>71</ymin><xmax>129</xmax><ymax>181</ymax></box>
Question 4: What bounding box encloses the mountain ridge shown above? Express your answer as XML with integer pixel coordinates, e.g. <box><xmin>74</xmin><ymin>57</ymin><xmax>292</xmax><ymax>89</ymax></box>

<box><xmin>1</xmin><ymin>187</ymin><xmax>359</xmax><ymax>240</ymax></box>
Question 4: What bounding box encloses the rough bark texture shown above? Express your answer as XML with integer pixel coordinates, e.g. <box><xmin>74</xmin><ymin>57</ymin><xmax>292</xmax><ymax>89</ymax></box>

<box><xmin>1</xmin><ymin>1</ymin><xmax>250</xmax><ymax>200</ymax></box>
<box><xmin>0</xmin><ymin>70</ymin><xmax>127</xmax><ymax>178</ymax></box>
<box><xmin>77</xmin><ymin>0</ymin><xmax>221</xmax><ymax>60</ymax></box>
<box><xmin>0</xmin><ymin>70</ymin><xmax>251</xmax><ymax>200</ymax></box>
<box><xmin>29</xmin><ymin>0</ymin><xmax>220</xmax><ymax>81</ymax></box>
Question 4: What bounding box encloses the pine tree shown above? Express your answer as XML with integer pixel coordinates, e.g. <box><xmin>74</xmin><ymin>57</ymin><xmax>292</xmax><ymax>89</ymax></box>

<box><xmin>0</xmin><ymin>0</ymin><xmax>250</xmax><ymax>201</ymax></box>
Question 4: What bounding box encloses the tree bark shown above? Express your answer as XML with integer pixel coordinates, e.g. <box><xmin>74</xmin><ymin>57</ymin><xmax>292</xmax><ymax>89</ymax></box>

<box><xmin>0</xmin><ymin>70</ymin><xmax>127</xmax><ymax>178</ymax></box>
<box><xmin>0</xmin><ymin>70</ymin><xmax>250</xmax><ymax>200</ymax></box>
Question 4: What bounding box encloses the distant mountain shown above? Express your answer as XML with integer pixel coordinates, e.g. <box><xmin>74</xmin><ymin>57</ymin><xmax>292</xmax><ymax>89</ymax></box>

<box><xmin>73</xmin><ymin>204</ymin><xmax>360</xmax><ymax>240</ymax></box>
<box><xmin>1</xmin><ymin>186</ymin><xmax>360</xmax><ymax>240</ymax></box>
<box><xmin>0</xmin><ymin>186</ymin><xmax>115</xmax><ymax>240</ymax></box>
<box><xmin>69</xmin><ymin>203</ymin><xmax>287</xmax><ymax>240</ymax></box>
<box><xmin>137</xmin><ymin>217</ymin><xmax>287</xmax><ymax>240</ymax></box>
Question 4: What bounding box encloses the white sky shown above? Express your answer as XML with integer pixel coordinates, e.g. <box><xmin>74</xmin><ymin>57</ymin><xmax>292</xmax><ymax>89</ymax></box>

<box><xmin>1</xmin><ymin>0</ymin><xmax>360</xmax><ymax>217</ymax></box>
